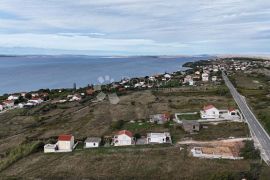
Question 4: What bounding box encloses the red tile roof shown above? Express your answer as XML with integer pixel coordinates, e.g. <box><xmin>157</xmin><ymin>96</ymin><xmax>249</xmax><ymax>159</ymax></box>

<box><xmin>58</xmin><ymin>134</ymin><xmax>73</xmax><ymax>141</ymax></box>
<box><xmin>117</xmin><ymin>130</ymin><xmax>133</xmax><ymax>137</ymax></box>
<box><xmin>228</xmin><ymin>108</ymin><xmax>236</xmax><ymax>112</ymax></box>
<box><xmin>203</xmin><ymin>105</ymin><xmax>216</xmax><ymax>111</ymax></box>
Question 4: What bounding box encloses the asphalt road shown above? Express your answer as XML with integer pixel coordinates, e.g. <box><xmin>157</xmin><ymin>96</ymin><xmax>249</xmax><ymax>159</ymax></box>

<box><xmin>222</xmin><ymin>71</ymin><xmax>270</xmax><ymax>165</ymax></box>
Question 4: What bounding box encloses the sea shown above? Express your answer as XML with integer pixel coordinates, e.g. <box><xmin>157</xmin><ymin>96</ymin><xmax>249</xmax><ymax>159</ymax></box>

<box><xmin>0</xmin><ymin>55</ymin><xmax>208</xmax><ymax>95</ymax></box>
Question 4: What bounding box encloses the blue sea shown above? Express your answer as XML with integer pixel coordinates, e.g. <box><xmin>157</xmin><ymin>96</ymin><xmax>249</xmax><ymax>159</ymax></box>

<box><xmin>0</xmin><ymin>56</ymin><xmax>205</xmax><ymax>95</ymax></box>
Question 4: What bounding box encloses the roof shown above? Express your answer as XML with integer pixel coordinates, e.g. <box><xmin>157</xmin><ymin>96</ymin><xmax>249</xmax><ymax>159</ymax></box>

<box><xmin>147</xmin><ymin>132</ymin><xmax>170</xmax><ymax>138</ymax></box>
<box><xmin>58</xmin><ymin>134</ymin><xmax>73</xmax><ymax>141</ymax></box>
<box><xmin>203</xmin><ymin>105</ymin><xmax>216</xmax><ymax>111</ymax></box>
<box><xmin>228</xmin><ymin>108</ymin><xmax>236</xmax><ymax>112</ymax></box>
<box><xmin>85</xmin><ymin>137</ymin><xmax>101</xmax><ymax>143</ymax></box>
<box><xmin>117</xmin><ymin>130</ymin><xmax>133</xmax><ymax>137</ymax></box>
<box><xmin>3</xmin><ymin>100</ymin><xmax>14</xmax><ymax>104</ymax></box>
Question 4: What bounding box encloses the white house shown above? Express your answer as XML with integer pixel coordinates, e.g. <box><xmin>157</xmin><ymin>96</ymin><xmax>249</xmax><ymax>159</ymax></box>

<box><xmin>28</xmin><ymin>97</ymin><xmax>43</xmax><ymax>104</ymax></box>
<box><xmin>69</xmin><ymin>94</ymin><xmax>81</xmax><ymax>101</ymax></box>
<box><xmin>8</xmin><ymin>95</ymin><xmax>19</xmax><ymax>100</ymax></box>
<box><xmin>164</xmin><ymin>74</ymin><xmax>171</xmax><ymax>79</ymax></box>
<box><xmin>85</xmin><ymin>137</ymin><xmax>101</xmax><ymax>148</ymax></box>
<box><xmin>0</xmin><ymin>104</ymin><xmax>3</xmax><ymax>111</ymax></box>
<box><xmin>2</xmin><ymin>100</ymin><xmax>14</xmax><ymax>108</ymax></box>
<box><xmin>184</xmin><ymin>75</ymin><xmax>193</xmax><ymax>84</ymax></box>
<box><xmin>146</xmin><ymin>132</ymin><xmax>171</xmax><ymax>144</ymax></box>
<box><xmin>200</xmin><ymin>105</ymin><xmax>220</xmax><ymax>119</ymax></box>
<box><xmin>57</xmin><ymin>134</ymin><xmax>75</xmax><ymax>151</ymax></box>
<box><xmin>202</xmin><ymin>73</ymin><xmax>209</xmax><ymax>82</ymax></box>
<box><xmin>211</xmin><ymin>76</ymin><xmax>217</xmax><ymax>82</ymax></box>
<box><xmin>44</xmin><ymin>134</ymin><xmax>75</xmax><ymax>153</ymax></box>
<box><xmin>113</xmin><ymin>130</ymin><xmax>135</xmax><ymax>146</ymax></box>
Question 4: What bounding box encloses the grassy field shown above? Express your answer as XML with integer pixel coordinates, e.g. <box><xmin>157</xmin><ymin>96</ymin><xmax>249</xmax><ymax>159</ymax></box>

<box><xmin>177</xmin><ymin>113</ymin><xmax>200</xmax><ymax>120</ymax></box>
<box><xmin>0</xmin><ymin>146</ymin><xmax>264</xmax><ymax>179</ymax></box>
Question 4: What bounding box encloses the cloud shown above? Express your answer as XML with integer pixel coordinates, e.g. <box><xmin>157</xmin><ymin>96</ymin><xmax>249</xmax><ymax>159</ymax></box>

<box><xmin>0</xmin><ymin>0</ymin><xmax>270</xmax><ymax>55</ymax></box>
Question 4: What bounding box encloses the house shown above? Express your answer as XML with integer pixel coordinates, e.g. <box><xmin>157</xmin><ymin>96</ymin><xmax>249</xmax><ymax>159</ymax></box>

<box><xmin>189</xmin><ymin>80</ymin><xmax>194</xmax><ymax>86</ymax></box>
<box><xmin>57</xmin><ymin>134</ymin><xmax>75</xmax><ymax>151</ymax></box>
<box><xmin>202</xmin><ymin>73</ymin><xmax>209</xmax><ymax>82</ymax></box>
<box><xmin>113</xmin><ymin>130</ymin><xmax>135</xmax><ymax>146</ymax></box>
<box><xmin>195</xmin><ymin>71</ymin><xmax>201</xmax><ymax>75</ymax></box>
<box><xmin>149</xmin><ymin>113</ymin><xmax>170</xmax><ymax>124</ymax></box>
<box><xmin>70</xmin><ymin>94</ymin><xmax>81</xmax><ymax>101</ymax></box>
<box><xmin>211</xmin><ymin>76</ymin><xmax>217</xmax><ymax>82</ymax></box>
<box><xmin>7</xmin><ymin>95</ymin><xmax>19</xmax><ymax>100</ymax></box>
<box><xmin>164</xmin><ymin>74</ymin><xmax>171</xmax><ymax>79</ymax></box>
<box><xmin>200</xmin><ymin>105</ymin><xmax>220</xmax><ymax>119</ymax></box>
<box><xmin>184</xmin><ymin>75</ymin><xmax>193</xmax><ymax>84</ymax></box>
<box><xmin>146</xmin><ymin>132</ymin><xmax>171</xmax><ymax>144</ymax></box>
<box><xmin>85</xmin><ymin>137</ymin><xmax>101</xmax><ymax>148</ymax></box>
<box><xmin>0</xmin><ymin>104</ymin><xmax>3</xmax><ymax>111</ymax></box>
<box><xmin>86</xmin><ymin>88</ymin><xmax>95</xmax><ymax>95</ymax></box>
<box><xmin>28</xmin><ymin>97</ymin><xmax>43</xmax><ymax>104</ymax></box>
<box><xmin>182</xmin><ymin>120</ymin><xmax>200</xmax><ymax>133</ymax></box>
<box><xmin>2</xmin><ymin>100</ymin><xmax>14</xmax><ymax>108</ymax></box>
<box><xmin>44</xmin><ymin>134</ymin><xmax>75</xmax><ymax>153</ymax></box>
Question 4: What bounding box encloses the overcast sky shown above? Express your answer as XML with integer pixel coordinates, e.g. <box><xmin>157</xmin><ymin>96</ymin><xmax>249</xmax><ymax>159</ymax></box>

<box><xmin>0</xmin><ymin>0</ymin><xmax>270</xmax><ymax>55</ymax></box>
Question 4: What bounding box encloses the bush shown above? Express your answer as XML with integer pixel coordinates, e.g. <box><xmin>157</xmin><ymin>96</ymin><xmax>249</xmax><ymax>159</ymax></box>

<box><xmin>240</xmin><ymin>140</ymin><xmax>260</xmax><ymax>159</ymax></box>
<box><xmin>111</xmin><ymin>120</ymin><xmax>125</xmax><ymax>130</ymax></box>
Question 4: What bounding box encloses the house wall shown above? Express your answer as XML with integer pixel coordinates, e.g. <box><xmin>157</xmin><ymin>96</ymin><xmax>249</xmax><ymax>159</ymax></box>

<box><xmin>114</xmin><ymin>134</ymin><xmax>133</xmax><ymax>146</ymax></box>
<box><xmin>85</xmin><ymin>142</ymin><xmax>99</xmax><ymax>148</ymax></box>
<box><xmin>201</xmin><ymin>108</ymin><xmax>219</xmax><ymax>119</ymax></box>
<box><xmin>147</xmin><ymin>136</ymin><xmax>166</xmax><ymax>144</ymax></box>
<box><xmin>58</xmin><ymin>137</ymin><xmax>74</xmax><ymax>150</ymax></box>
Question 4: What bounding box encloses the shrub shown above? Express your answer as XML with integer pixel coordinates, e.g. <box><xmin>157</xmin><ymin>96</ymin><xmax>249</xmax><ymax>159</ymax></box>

<box><xmin>111</xmin><ymin>120</ymin><xmax>125</xmax><ymax>130</ymax></box>
<box><xmin>240</xmin><ymin>140</ymin><xmax>260</xmax><ymax>159</ymax></box>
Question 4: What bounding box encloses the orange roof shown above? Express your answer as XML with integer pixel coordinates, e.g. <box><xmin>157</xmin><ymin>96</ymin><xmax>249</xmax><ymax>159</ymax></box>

<box><xmin>58</xmin><ymin>134</ymin><xmax>73</xmax><ymax>141</ymax></box>
<box><xmin>203</xmin><ymin>105</ymin><xmax>216</xmax><ymax>111</ymax></box>
<box><xmin>117</xmin><ymin>130</ymin><xmax>133</xmax><ymax>137</ymax></box>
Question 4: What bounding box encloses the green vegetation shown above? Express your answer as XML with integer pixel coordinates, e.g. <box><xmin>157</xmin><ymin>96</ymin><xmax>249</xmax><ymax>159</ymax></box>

<box><xmin>177</xmin><ymin>113</ymin><xmax>200</xmax><ymax>120</ymax></box>
<box><xmin>0</xmin><ymin>141</ymin><xmax>43</xmax><ymax>172</ymax></box>
<box><xmin>240</xmin><ymin>140</ymin><xmax>260</xmax><ymax>160</ymax></box>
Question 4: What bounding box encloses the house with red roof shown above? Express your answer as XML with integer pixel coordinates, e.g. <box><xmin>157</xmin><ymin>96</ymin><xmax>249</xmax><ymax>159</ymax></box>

<box><xmin>44</xmin><ymin>134</ymin><xmax>75</xmax><ymax>153</ymax></box>
<box><xmin>2</xmin><ymin>100</ymin><xmax>15</xmax><ymax>108</ymax></box>
<box><xmin>113</xmin><ymin>130</ymin><xmax>135</xmax><ymax>146</ymax></box>
<box><xmin>200</xmin><ymin>104</ymin><xmax>220</xmax><ymax>119</ymax></box>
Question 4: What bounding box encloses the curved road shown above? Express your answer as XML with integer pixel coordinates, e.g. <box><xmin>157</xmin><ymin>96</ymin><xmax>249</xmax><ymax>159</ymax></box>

<box><xmin>222</xmin><ymin>71</ymin><xmax>270</xmax><ymax>165</ymax></box>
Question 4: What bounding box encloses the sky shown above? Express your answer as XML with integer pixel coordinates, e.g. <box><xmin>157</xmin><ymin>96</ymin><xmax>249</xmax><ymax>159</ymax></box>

<box><xmin>0</xmin><ymin>0</ymin><xmax>270</xmax><ymax>55</ymax></box>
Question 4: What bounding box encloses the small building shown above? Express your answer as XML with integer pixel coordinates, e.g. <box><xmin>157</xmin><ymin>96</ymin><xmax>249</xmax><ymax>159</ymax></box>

<box><xmin>200</xmin><ymin>105</ymin><xmax>220</xmax><ymax>119</ymax></box>
<box><xmin>28</xmin><ymin>97</ymin><xmax>43</xmax><ymax>104</ymax></box>
<box><xmin>113</xmin><ymin>130</ymin><xmax>135</xmax><ymax>146</ymax></box>
<box><xmin>164</xmin><ymin>74</ymin><xmax>171</xmax><ymax>79</ymax></box>
<box><xmin>58</xmin><ymin>134</ymin><xmax>75</xmax><ymax>151</ymax></box>
<box><xmin>149</xmin><ymin>113</ymin><xmax>170</xmax><ymax>124</ymax></box>
<box><xmin>70</xmin><ymin>94</ymin><xmax>81</xmax><ymax>101</ymax></box>
<box><xmin>0</xmin><ymin>104</ymin><xmax>3</xmax><ymax>111</ymax></box>
<box><xmin>184</xmin><ymin>75</ymin><xmax>193</xmax><ymax>84</ymax></box>
<box><xmin>86</xmin><ymin>88</ymin><xmax>95</xmax><ymax>95</ymax></box>
<box><xmin>182</xmin><ymin>120</ymin><xmax>200</xmax><ymax>133</ymax></box>
<box><xmin>85</xmin><ymin>137</ymin><xmax>101</xmax><ymax>148</ymax></box>
<box><xmin>146</xmin><ymin>132</ymin><xmax>171</xmax><ymax>144</ymax></box>
<box><xmin>201</xmin><ymin>73</ymin><xmax>209</xmax><ymax>82</ymax></box>
<box><xmin>7</xmin><ymin>95</ymin><xmax>19</xmax><ymax>100</ymax></box>
<box><xmin>2</xmin><ymin>100</ymin><xmax>14</xmax><ymax>108</ymax></box>
<box><xmin>44</xmin><ymin>134</ymin><xmax>75</xmax><ymax>153</ymax></box>
<box><xmin>211</xmin><ymin>76</ymin><xmax>217</xmax><ymax>82</ymax></box>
